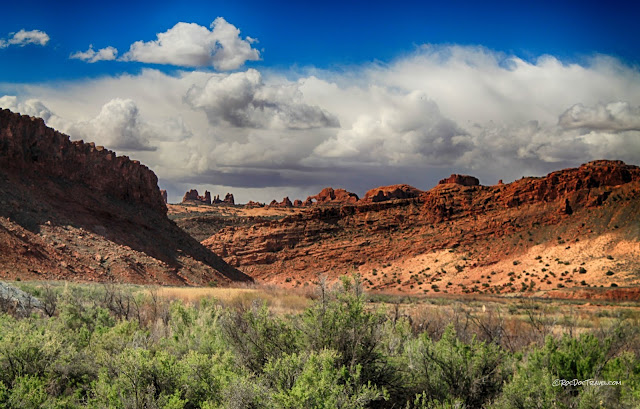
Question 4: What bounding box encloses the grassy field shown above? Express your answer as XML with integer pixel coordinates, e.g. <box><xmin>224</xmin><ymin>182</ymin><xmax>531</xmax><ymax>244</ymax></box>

<box><xmin>10</xmin><ymin>279</ymin><xmax>640</xmax><ymax>340</ymax></box>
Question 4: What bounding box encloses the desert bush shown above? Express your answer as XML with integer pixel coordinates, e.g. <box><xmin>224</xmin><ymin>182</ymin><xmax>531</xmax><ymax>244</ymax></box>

<box><xmin>221</xmin><ymin>302</ymin><xmax>300</xmax><ymax>373</ymax></box>
<box><xmin>299</xmin><ymin>275</ymin><xmax>409</xmax><ymax>402</ymax></box>
<box><xmin>493</xmin><ymin>329</ymin><xmax>640</xmax><ymax>409</ymax></box>
<box><xmin>177</xmin><ymin>350</ymin><xmax>237</xmax><ymax>407</ymax></box>
<box><xmin>99</xmin><ymin>283</ymin><xmax>143</xmax><ymax>324</ymax></box>
<box><xmin>490</xmin><ymin>366</ymin><xmax>557</xmax><ymax>409</ymax></box>
<box><xmin>90</xmin><ymin>348</ymin><xmax>187</xmax><ymax>409</ymax></box>
<box><xmin>5</xmin><ymin>375</ymin><xmax>48</xmax><ymax>409</ymax></box>
<box><xmin>405</xmin><ymin>392</ymin><xmax>465</xmax><ymax>409</ymax></box>
<box><xmin>222</xmin><ymin>376</ymin><xmax>272</xmax><ymax>409</ymax></box>
<box><xmin>0</xmin><ymin>318</ymin><xmax>64</xmax><ymax>382</ymax></box>
<box><xmin>404</xmin><ymin>325</ymin><xmax>510</xmax><ymax>408</ymax></box>
<box><xmin>264</xmin><ymin>349</ymin><xmax>387</xmax><ymax>408</ymax></box>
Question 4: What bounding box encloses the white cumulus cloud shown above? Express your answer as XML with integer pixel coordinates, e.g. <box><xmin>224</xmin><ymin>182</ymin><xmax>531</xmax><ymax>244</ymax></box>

<box><xmin>121</xmin><ymin>17</ymin><xmax>260</xmax><ymax>70</ymax></box>
<box><xmin>185</xmin><ymin>69</ymin><xmax>339</xmax><ymax>129</ymax></box>
<box><xmin>4</xmin><ymin>45</ymin><xmax>640</xmax><ymax>202</ymax></box>
<box><xmin>309</xmin><ymin>88</ymin><xmax>469</xmax><ymax>166</ymax></box>
<box><xmin>0</xmin><ymin>95</ymin><xmax>56</xmax><ymax>121</ymax></box>
<box><xmin>65</xmin><ymin>99</ymin><xmax>157</xmax><ymax>151</ymax></box>
<box><xmin>70</xmin><ymin>45</ymin><xmax>118</xmax><ymax>63</ymax></box>
<box><xmin>558</xmin><ymin>102</ymin><xmax>640</xmax><ymax>132</ymax></box>
<box><xmin>0</xmin><ymin>29</ymin><xmax>49</xmax><ymax>48</ymax></box>
<box><xmin>0</xmin><ymin>95</ymin><xmax>195</xmax><ymax>153</ymax></box>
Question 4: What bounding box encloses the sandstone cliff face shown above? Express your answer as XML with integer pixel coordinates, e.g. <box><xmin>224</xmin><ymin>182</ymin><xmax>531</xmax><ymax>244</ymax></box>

<box><xmin>417</xmin><ymin>161</ymin><xmax>640</xmax><ymax>222</ymax></box>
<box><xmin>160</xmin><ymin>190</ymin><xmax>168</xmax><ymax>204</ymax></box>
<box><xmin>0</xmin><ymin>109</ymin><xmax>166</xmax><ymax>214</ymax></box>
<box><xmin>204</xmin><ymin>160</ymin><xmax>640</xmax><ymax>295</ymax></box>
<box><xmin>0</xmin><ymin>109</ymin><xmax>250</xmax><ymax>285</ymax></box>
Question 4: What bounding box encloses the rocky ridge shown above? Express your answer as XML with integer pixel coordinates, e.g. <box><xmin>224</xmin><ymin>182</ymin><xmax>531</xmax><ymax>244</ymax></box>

<box><xmin>0</xmin><ymin>109</ymin><xmax>250</xmax><ymax>285</ymax></box>
<box><xmin>203</xmin><ymin>160</ymin><xmax>640</xmax><ymax>296</ymax></box>
<box><xmin>302</xmin><ymin>187</ymin><xmax>359</xmax><ymax>205</ymax></box>
<box><xmin>0</xmin><ymin>110</ymin><xmax>166</xmax><ymax>214</ymax></box>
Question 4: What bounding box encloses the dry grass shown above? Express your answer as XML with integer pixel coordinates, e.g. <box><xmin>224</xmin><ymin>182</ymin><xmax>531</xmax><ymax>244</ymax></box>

<box><xmin>149</xmin><ymin>285</ymin><xmax>312</xmax><ymax>314</ymax></box>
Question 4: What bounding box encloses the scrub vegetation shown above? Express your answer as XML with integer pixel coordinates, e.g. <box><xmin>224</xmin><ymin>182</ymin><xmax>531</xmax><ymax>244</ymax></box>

<box><xmin>0</xmin><ymin>277</ymin><xmax>639</xmax><ymax>408</ymax></box>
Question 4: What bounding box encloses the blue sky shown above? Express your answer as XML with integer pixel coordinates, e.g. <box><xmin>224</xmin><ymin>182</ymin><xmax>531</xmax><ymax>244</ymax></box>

<box><xmin>2</xmin><ymin>0</ymin><xmax>639</xmax><ymax>81</ymax></box>
<box><xmin>1</xmin><ymin>0</ymin><xmax>640</xmax><ymax>202</ymax></box>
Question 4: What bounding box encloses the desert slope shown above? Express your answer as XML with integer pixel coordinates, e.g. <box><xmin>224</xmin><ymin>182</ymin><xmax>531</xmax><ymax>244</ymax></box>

<box><xmin>0</xmin><ymin>109</ymin><xmax>251</xmax><ymax>285</ymax></box>
<box><xmin>203</xmin><ymin>160</ymin><xmax>640</xmax><ymax>296</ymax></box>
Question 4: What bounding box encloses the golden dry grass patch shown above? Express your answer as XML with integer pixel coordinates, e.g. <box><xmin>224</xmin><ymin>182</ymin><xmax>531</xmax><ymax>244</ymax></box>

<box><xmin>167</xmin><ymin>203</ymin><xmax>305</xmax><ymax>217</ymax></box>
<box><xmin>153</xmin><ymin>286</ymin><xmax>258</xmax><ymax>303</ymax></box>
<box><xmin>150</xmin><ymin>285</ymin><xmax>312</xmax><ymax>314</ymax></box>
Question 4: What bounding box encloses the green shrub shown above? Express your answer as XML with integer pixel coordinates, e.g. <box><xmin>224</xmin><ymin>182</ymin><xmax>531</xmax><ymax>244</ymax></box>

<box><xmin>405</xmin><ymin>326</ymin><xmax>509</xmax><ymax>408</ymax></box>
<box><xmin>490</xmin><ymin>367</ymin><xmax>556</xmax><ymax>409</ymax></box>
<box><xmin>7</xmin><ymin>375</ymin><xmax>47</xmax><ymax>409</ymax></box>
<box><xmin>264</xmin><ymin>350</ymin><xmax>386</xmax><ymax>408</ymax></box>
<box><xmin>0</xmin><ymin>281</ymin><xmax>638</xmax><ymax>408</ymax></box>
<box><xmin>405</xmin><ymin>392</ymin><xmax>466</xmax><ymax>408</ymax></box>
<box><xmin>222</xmin><ymin>303</ymin><xmax>300</xmax><ymax>373</ymax></box>
<box><xmin>299</xmin><ymin>276</ymin><xmax>404</xmax><ymax>395</ymax></box>
<box><xmin>493</xmin><ymin>331</ymin><xmax>640</xmax><ymax>408</ymax></box>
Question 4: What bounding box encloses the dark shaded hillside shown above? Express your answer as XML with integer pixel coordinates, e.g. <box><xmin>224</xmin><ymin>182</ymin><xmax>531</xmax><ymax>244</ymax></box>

<box><xmin>0</xmin><ymin>109</ymin><xmax>251</xmax><ymax>285</ymax></box>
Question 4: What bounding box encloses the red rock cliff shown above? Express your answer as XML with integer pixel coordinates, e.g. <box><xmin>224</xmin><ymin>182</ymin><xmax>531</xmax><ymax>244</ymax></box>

<box><xmin>0</xmin><ymin>109</ymin><xmax>251</xmax><ymax>285</ymax></box>
<box><xmin>0</xmin><ymin>109</ymin><xmax>166</xmax><ymax>214</ymax></box>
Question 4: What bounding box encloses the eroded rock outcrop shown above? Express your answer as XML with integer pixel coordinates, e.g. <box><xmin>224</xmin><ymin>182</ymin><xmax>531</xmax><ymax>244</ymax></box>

<box><xmin>438</xmin><ymin>174</ymin><xmax>480</xmax><ymax>186</ymax></box>
<box><xmin>182</xmin><ymin>189</ymin><xmax>211</xmax><ymax>205</ymax></box>
<box><xmin>223</xmin><ymin>193</ymin><xmax>235</xmax><ymax>205</ymax></box>
<box><xmin>269</xmin><ymin>197</ymin><xmax>293</xmax><ymax>208</ymax></box>
<box><xmin>362</xmin><ymin>184</ymin><xmax>423</xmax><ymax>203</ymax></box>
<box><xmin>160</xmin><ymin>189</ymin><xmax>168</xmax><ymax>204</ymax></box>
<box><xmin>303</xmin><ymin>187</ymin><xmax>359</xmax><ymax>205</ymax></box>
<box><xmin>246</xmin><ymin>200</ymin><xmax>264</xmax><ymax>208</ymax></box>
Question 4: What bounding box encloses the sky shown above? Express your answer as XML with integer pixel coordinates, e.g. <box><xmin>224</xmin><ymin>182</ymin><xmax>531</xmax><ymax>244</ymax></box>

<box><xmin>1</xmin><ymin>0</ymin><xmax>640</xmax><ymax>203</ymax></box>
